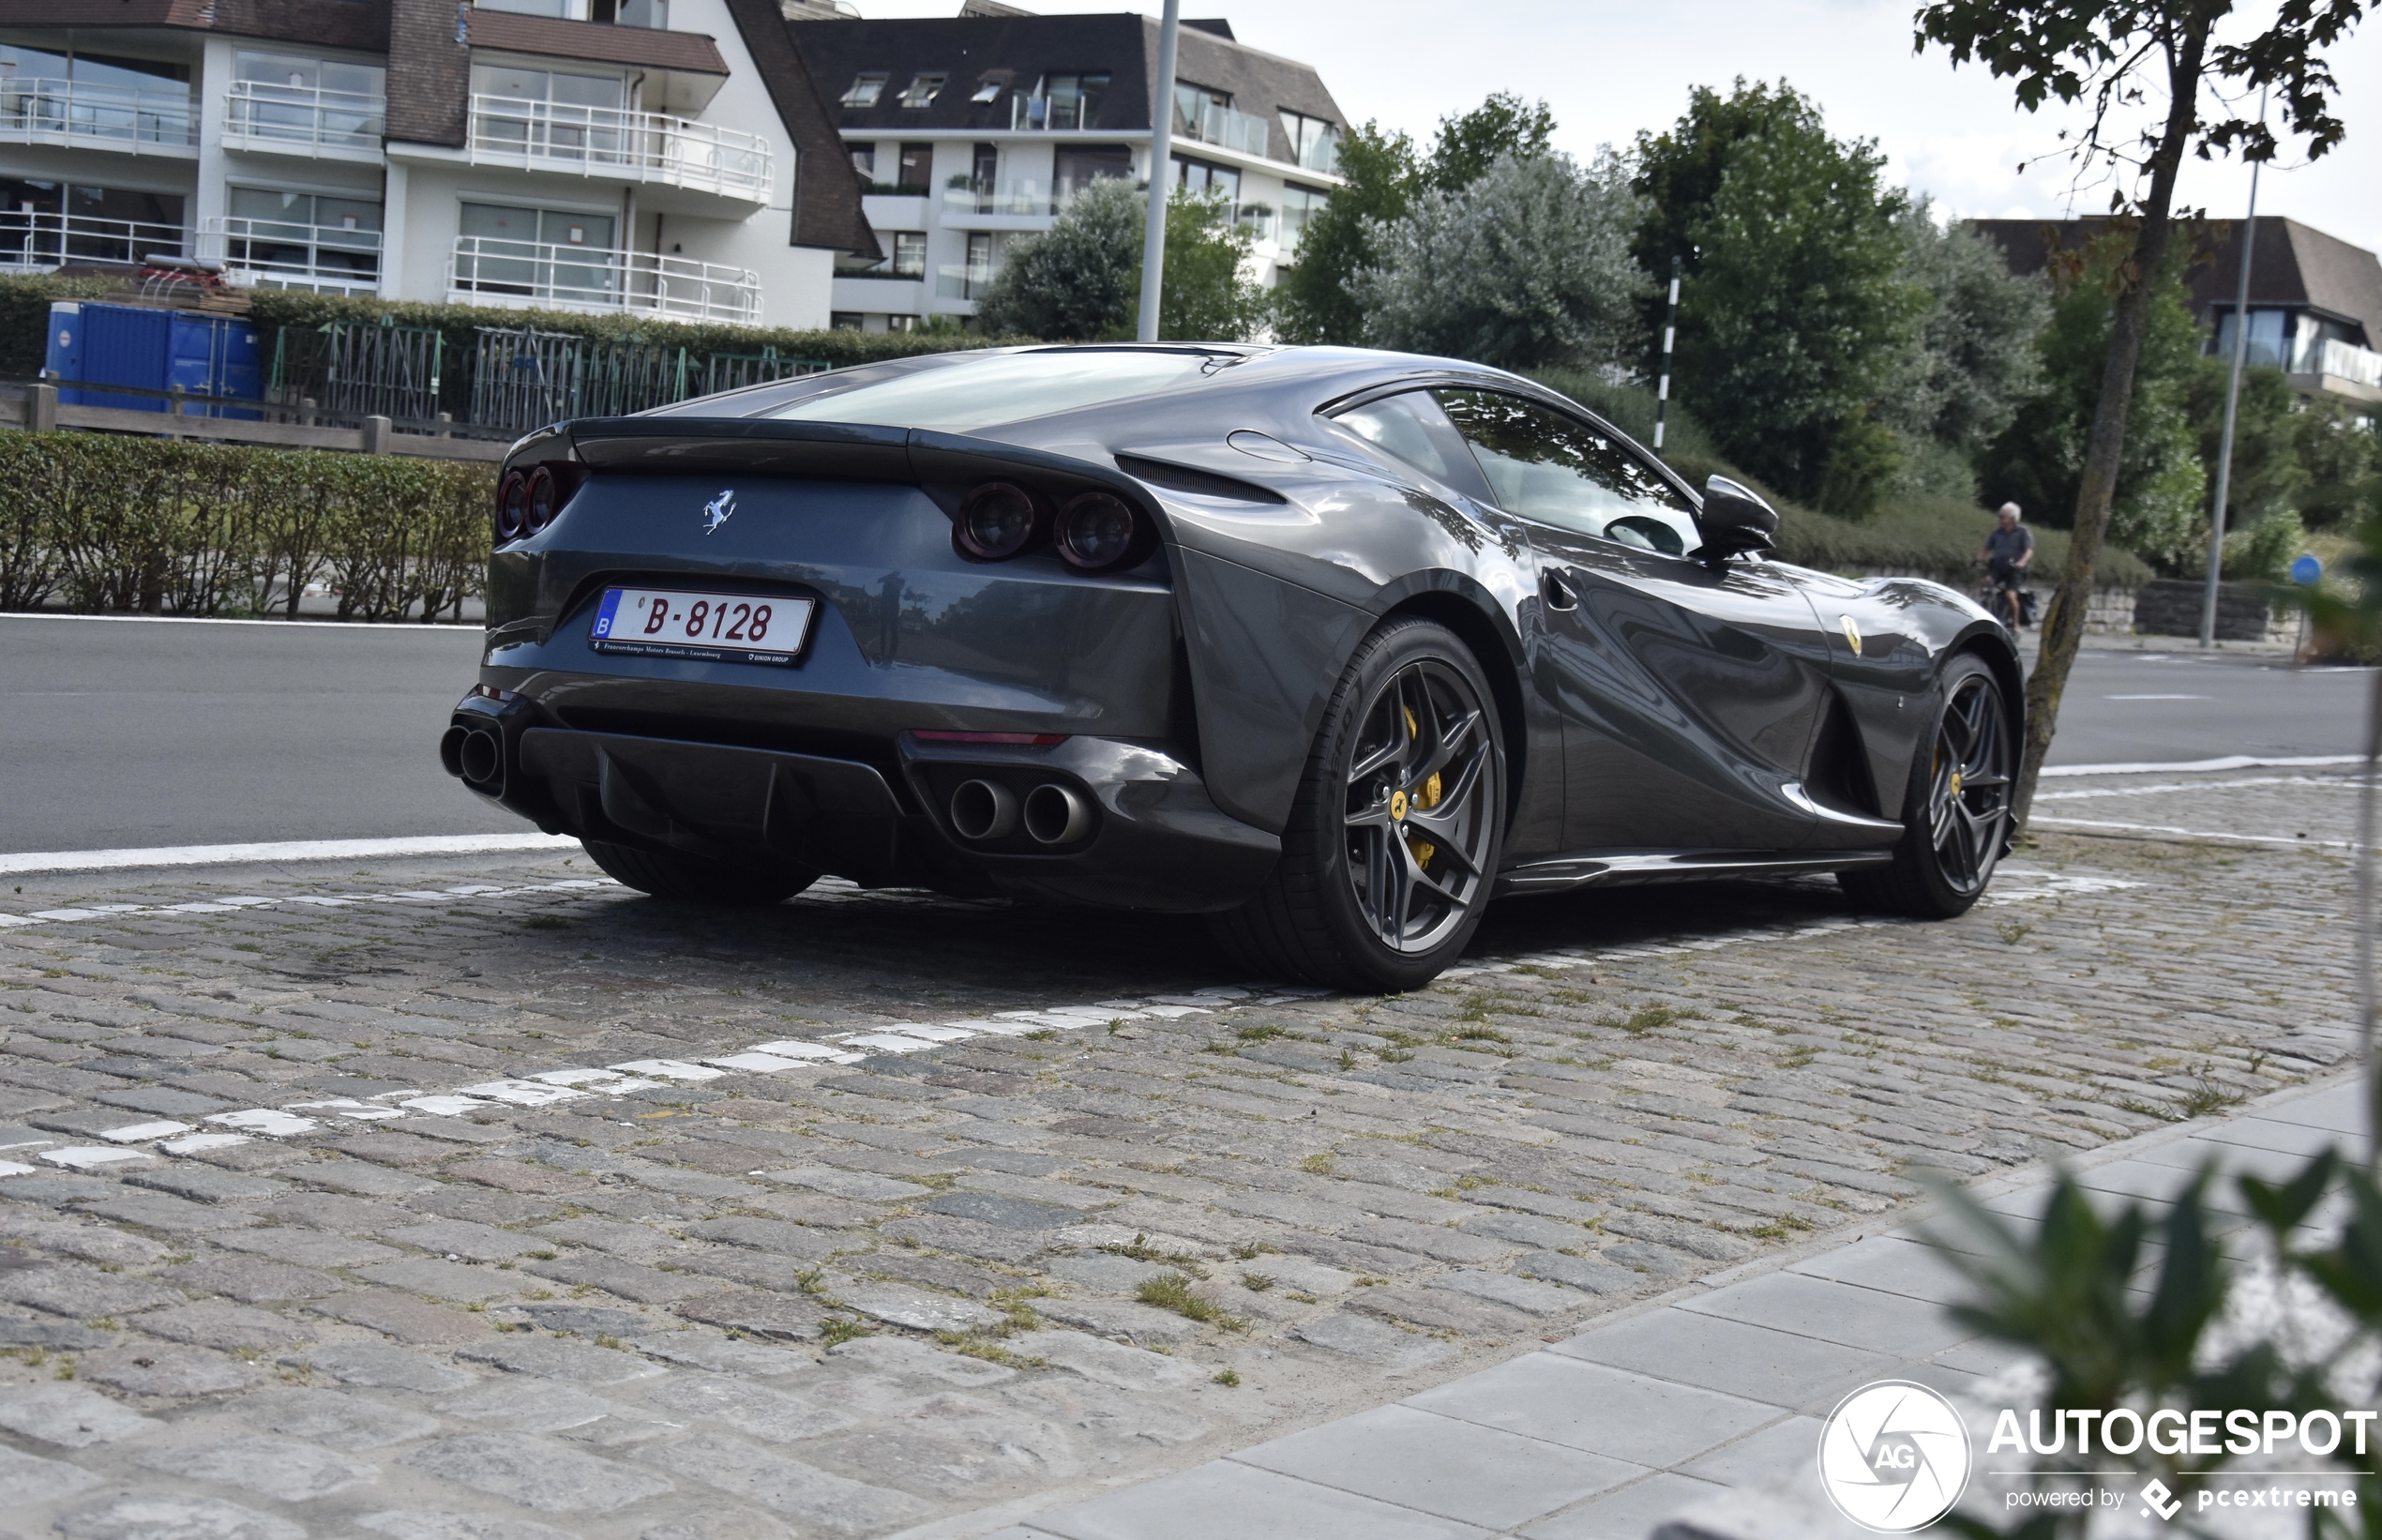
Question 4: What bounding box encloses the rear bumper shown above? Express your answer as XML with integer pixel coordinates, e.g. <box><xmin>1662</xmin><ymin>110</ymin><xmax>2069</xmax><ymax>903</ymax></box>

<box><xmin>443</xmin><ymin>695</ymin><xmax>1277</xmax><ymax>913</ymax></box>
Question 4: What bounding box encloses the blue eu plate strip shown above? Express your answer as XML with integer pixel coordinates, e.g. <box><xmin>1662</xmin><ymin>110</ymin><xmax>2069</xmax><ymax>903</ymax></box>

<box><xmin>592</xmin><ymin>589</ymin><xmax>624</xmax><ymax>639</ymax></box>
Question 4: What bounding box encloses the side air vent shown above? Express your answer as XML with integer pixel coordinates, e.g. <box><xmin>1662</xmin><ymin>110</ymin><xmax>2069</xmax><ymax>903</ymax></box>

<box><xmin>1115</xmin><ymin>454</ymin><xmax>1288</xmax><ymax>505</ymax></box>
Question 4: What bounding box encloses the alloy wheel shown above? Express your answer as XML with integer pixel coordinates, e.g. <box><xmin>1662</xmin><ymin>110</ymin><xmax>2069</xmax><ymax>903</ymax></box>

<box><xmin>1342</xmin><ymin>658</ymin><xmax>1497</xmax><ymax>952</ymax></box>
<box><xmin>1927</xmin><ymin>672</ymin><xmax>2012</xmax><ymax>895</ymax></box>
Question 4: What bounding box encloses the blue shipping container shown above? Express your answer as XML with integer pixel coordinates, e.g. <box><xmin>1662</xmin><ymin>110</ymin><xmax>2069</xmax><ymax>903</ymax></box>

<box><xmin>44</xmin><ymin>301</ymin><xmax>262</xmax><ymax>420</ymax></box>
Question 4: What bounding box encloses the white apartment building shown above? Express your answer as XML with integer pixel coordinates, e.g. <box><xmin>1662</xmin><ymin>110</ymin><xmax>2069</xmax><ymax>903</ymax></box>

<box><xmin>788</xmin><ymin>5</ymin><xmax>1345</xmax><ymax>330</ymax></box>
<box><xmin>0</xmin><ymin>0</ymin><xmax>875</xmax><ymax>329</ymax></box>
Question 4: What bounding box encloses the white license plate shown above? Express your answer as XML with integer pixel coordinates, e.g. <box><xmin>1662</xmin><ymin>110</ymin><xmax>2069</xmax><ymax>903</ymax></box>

<box><xmin>589</xmin><ymin>587</ymin><xmax>815</xmax><ymax>667</ymax></box>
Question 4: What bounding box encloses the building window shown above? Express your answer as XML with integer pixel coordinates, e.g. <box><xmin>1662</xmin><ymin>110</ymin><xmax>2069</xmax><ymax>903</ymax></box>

<box><xmin>455</xmin><ymin>202</ymin><xmax>620</xmax><ymax>302</ymax></box>
<box><xmin>223</xmin><ymin>187</ymin><xmax>381</xmax><ymax>280</ymax></box>
<box><xmin>232</xmin><ymin>51</ymin><xmax>385</xmax><ymax>148</ymax></box>
<box><xmin>1280</xmin><ymin>111</ymin><xmax>1339</xmax><ymax>174</ymax></box>
<box><xmin>969</xmin><ymin>78</ymin><xmax>1003</xmax><ymax>104</ymax></box>
<box><xmin>892</xmin><ymin>231</ymin><xmax>927</xmax><ymax>279</ymax></box>
<box><xmin>831</xmin><ymin>311</ymin><xmax>866</xmax><ymax>330</ymax></box>
<box><xmin>888</xmin><ymin>313</ymin><xmax>920</xmax><ymax>332</ymax></box>
<box><xmin>1175</xmin><ymin>83</ymin><xmax>1229</xmax><ymax>126</ymax></box>
<box><xmin>898</xmin><ymin>143</ymin><xmax>934</xmax><ymax>193</ymax></box>
<box><xmin>842</xmin><ymin>72</ymin><xmax>887</xmax><ymax>109</ymax></box>
<box><xmin>0</xmin><ymin>177</ymin><xmax>183</xmax><ymax>265</ymax></box>
<box><xmin>0</xmin><ymin>43</ymin><xmax>194</xmax><ymax>146</ymax></box>
<box><xmin>1278</xmin><ymin>184</ymin><xmax>1326</xmax><ymax>254</ymax></box>
<box><xmin>850</xmin><ymin>143</ymin><xmax>876</xmax><ymax>182</ymax></box>
<box><xmin>965</xmin><ymin>231</ymin><xmax>991</xmax><ymax>296</ymax></box>
<box><xmin>1174</xmin><ymin>157</ymin><xmax>1239</xmax><ymax>204</ymax></box>
<box><xmin>476</xmin><ymin>0</ymin><xmax>583</xmax><ymax>18</ymax></box>
<box><xmin>590</xmin><ymin>0</ymin><xmax>668</xmax><ymax>25</ymax></box>
<box><xmin>897</xmin><ymin>72</ymin><xmax>945</xmax><ymax>110</ymax></box>
<box><xmin>1054</xmin><ymin>144</ymin><xmax>1131</xmax><ymax>204</ymax></box>
<box><xmin>1038</xmin><ymin>72</ymin><xmax>1108</xmax><ymax>130</ymax></box>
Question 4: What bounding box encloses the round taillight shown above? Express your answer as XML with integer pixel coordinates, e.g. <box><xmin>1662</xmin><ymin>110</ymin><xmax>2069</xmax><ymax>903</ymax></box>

<box><xmin>524</xmin><ymin>466</ymin><xmax>557</xmax><ymax>535</ymax></box>
<box><xmin>956</xmin><ymin>482</ymin><xmax>1041</xmax><ymax>561</ymax></box>
<box><xmin>495</xmin><ymin>471</ymin><xmax>528</xmax><ymax>543</ymax></box>
<box><xmin>1055</xmin><ymin>491</ymin><xmax>1148</xmax><ymax>571</ymax></box>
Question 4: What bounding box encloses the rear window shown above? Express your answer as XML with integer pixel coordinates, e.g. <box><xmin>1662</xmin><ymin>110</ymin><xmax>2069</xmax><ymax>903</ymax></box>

<box><xmin>767</xmin><ymin>349</ymin><xmax>1218</xmax><ymax>431</ymax></box>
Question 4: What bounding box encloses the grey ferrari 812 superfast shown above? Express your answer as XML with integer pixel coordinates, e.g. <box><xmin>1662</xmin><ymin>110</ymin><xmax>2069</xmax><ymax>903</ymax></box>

<box><xmin>440</xmin><ymin>344</ymin><xmax>2020</xmax><ymax>990</ymax></box>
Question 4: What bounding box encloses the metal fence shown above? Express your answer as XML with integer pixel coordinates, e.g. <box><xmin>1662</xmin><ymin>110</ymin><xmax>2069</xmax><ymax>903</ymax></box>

<box><xmin>270</xmin><ymin>321</ymin><xmax>445</xmax><ymax>425</ymax></box>
<box><xmin>466</xmin><ymin>328</ymin><xmax>830</xmax><ymax>434</ymax></box>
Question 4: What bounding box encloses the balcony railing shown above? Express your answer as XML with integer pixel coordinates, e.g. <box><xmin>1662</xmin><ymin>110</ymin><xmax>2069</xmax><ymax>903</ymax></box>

<box><xmin>198</xmin><ymin>217</ymin><xmax>381</xmax><ymax>294</ymax></box>
<box><xmin>2312</xmin><ymin>338</ymin><xmax>2382</xmax><ymax>391</ymax></box>
<box><xmin>1008</xmin><ymin>93</ymin><xmax>1099</xmax><ymax>132</ymax></box>
<box><xmin>1176</xmin><ymin>99</ymin><xmax>1269</xmax><ymax>159</ymax></box>
<box><xmin>466</xmin><ymin>95</ymin><xmax>771</xmax><ymax>203</ymax></box>
<box><xmin>0</xmin><ymin>210</ymin><xmax>183</xmax><ymax>270</ymax></box>
<box><xmin>934</xmin><ymin>260</ymin><xmax>992</xmax><ymax>301</ymax></box>
<box><xmin>0</xmin><ymin>77</ymin><xmax>195</xmax><ymax>152</ymax></box>
<box><xmin>223</xmin><ymin>81</ymin><xmax>384</xmax><ymax>157</ymax></box>
<box><xmin>448</xmin><ymin>235</ymin><xmax>759</xmax><ymax>324</ymax></box>
<box><xmin>942</xmin><ymin>176</ymin><xmax>1057</xmax><ymax>218</ymax></box>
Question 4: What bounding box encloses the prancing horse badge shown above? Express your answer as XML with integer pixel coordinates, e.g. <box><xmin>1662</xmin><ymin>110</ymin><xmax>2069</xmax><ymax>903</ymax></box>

<box><xmin>701</xmin><ymin>490</ymin><xmax>736</xmax><ymax>535</ymax></box>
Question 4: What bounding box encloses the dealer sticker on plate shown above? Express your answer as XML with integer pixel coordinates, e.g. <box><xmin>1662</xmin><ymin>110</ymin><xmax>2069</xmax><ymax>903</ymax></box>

<box><xmin>590</xmin><ymin>587</ymin><xmax>814</xmax><ymax>667</ymax></box>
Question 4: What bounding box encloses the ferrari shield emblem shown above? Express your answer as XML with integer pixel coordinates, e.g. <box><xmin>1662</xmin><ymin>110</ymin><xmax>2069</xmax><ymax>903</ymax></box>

<box><xmin>1839</xmin><ymin>615</ymin><xmax>1862</xmax><ymax>656</ymax></box>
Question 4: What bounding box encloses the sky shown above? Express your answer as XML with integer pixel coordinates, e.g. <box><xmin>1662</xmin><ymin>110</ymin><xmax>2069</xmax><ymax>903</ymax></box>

<box><xmin>847</xmin><ymin>0</ymin><xmax>2382</xmax><ymax>253</ymax></box>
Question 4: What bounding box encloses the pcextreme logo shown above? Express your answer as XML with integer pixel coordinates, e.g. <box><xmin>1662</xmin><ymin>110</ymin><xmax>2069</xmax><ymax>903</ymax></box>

<box><xmin>1818</xmin><ymin>1381</ymin><xmax>1972</xmax><ymax>1532</ymax></box>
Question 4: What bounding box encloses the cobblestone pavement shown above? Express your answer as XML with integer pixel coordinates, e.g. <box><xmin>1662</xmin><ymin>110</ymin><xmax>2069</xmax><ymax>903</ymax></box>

<box><xmin>0</xmin><ymin>769</ymin><xmax>2357</xmax><ymax>1540</ymax></box>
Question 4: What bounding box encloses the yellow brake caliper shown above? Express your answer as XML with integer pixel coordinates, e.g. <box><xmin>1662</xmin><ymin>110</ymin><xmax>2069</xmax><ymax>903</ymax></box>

<box><xmin>1402</xmin><ymin>706</ymin><xmax>1442</xmax><ymax>868</ymax></box>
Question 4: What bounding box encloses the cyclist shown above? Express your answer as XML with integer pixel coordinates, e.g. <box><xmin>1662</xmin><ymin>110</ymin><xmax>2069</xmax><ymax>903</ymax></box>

<box><xmin>1978</xmin><ymin>503</ymin><xmax>2034</xmax><ymax>629</ymax></box>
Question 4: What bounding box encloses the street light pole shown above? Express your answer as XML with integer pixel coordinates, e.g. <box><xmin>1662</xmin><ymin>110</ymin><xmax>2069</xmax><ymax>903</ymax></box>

<box><xmin>1135</xmin><ymin>0</ymin><xmax>1181</xmax><ymax>343</ymax></box>
<box><xmin>1654</xmin><ymin>256</ymin><xmax>1680</xmax><ymax>452</ymax></box>
<box><xmin>2199</xmin><ymin>86</ymin><xmax>2267</xmax><ymax>649</ymax></box>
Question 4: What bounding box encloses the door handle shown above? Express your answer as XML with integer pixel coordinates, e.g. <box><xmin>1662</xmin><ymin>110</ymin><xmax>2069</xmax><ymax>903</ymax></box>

<box><xmin>1540</xmin><ymin>569</ymin><xmax>1577</xmax><ymax>611</ymax></box>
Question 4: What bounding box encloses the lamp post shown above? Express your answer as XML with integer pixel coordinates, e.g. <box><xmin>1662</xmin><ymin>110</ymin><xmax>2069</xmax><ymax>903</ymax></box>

<box><xmin>2200</xmin><ymin>87</ymin><xmax>2267</xmax><ymax>649</ymax></box>
<box><xmin>1135</xmin><ymin>0</ymin><xmax>1181</xmax><ymax>343</ymax></box>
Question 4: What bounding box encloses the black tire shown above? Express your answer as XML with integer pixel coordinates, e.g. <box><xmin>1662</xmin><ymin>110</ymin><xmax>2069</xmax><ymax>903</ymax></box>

<box><xmin>1212</xmin><ymin>617</ymin><xmax>1505</xmax><ymax>991</ymax></box>
<box><xmin>1839</xmin><ymin>652</ymin><xmax>2013</xmax><ymax>917</ymax></box>
<box><xmin>581</xmin><ymin>840</ymin><xmax>819</xmax><ymax>907</ymax></box>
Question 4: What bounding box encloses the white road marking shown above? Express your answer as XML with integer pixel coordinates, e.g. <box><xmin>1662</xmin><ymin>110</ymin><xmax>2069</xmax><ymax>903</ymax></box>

<box><xmin>2103</xmin><ymin>693</ymin><xmax>2209</xmax><ymax>701</ymax></box>
<box><xmin>0</xmin><ymin>834</ymin><xmax>579</xmax><ymax>876</ymax></box>
<box><xmin>0</xmin><ymin>611</ymin><xmax>480</xmax><ymax>632</ymax></box>
<box><xmin>2029</xmin><ymin>815</ymin><xmax>2352</xmax><ymax>850</ymax></box>
<box><xmin>2042</xmin><ymin>754</ymin><xmax>2362</xmax><ymax>778</ymax></box>
<box><xmin>2036</xmin><ymin>775</ymin><xmax>2351</xmax><ymax>802</ymax></box>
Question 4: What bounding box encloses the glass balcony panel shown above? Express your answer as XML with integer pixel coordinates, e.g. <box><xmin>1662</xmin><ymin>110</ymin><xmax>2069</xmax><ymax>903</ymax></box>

<box><xmin>465</xmin><ymin>95</ymin><xmax>770</xmax><ymax>203</ymax></box>
<box><xmin>0</xmin><ymin>78</ymin><xmax>194</xmax><ymax>149</ymax></box>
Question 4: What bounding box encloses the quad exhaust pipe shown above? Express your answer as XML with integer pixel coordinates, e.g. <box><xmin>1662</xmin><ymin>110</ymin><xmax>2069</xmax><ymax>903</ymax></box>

<box><xmin>947</xmin><ymin>779</ymin><xmax>1093</xmax><ymax>845</ymax></box>
<box><xmin>440</xmin><ymin>725</ymin><xmax>505</xmax><ymax>791</ymax></box>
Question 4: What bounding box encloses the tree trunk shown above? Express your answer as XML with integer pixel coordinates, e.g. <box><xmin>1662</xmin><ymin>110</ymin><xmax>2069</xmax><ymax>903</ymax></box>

<box><xmin>2011</xmin><ymin>20</ymin><xmax>2213</xmax><ymax>830</ymax></box>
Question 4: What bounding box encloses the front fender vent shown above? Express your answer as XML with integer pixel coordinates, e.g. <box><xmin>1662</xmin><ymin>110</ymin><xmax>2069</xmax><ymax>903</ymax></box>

<box><xmin>1115</xmin><ymin>454</ymin><xmax>1288</xmax><ymax>505</ymax></box>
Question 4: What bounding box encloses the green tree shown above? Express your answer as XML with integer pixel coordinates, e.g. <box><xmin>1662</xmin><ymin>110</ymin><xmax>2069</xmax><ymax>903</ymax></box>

<box><xmin>1880</xmin><ymin>204</ymin><xmax>2051</xmax><ymax>457</ymax></box>
<box><xmin>1918</xmin><ymin>0</ymin><xmax>2366</xmax><ymax>829</ymax></box>
<box><xmin>1637</xmin><ymin>82</ymin><xmax>1925</xmax><ymax>516</ymax></box>
<box><xmin>2188</xmin><ymin>359</ymin><xmax>2307</xmax><ymax>534</ymax></box>
<box><xmin>1422</xmin><ymin>91</ymin><xmax>1557</xmax><ymax>194</ymax></box>
<box><xmin>1156</xmin><ymin>189</ymin><xmax>1269</xmax><ymax>341</ymax></box>
<box><xmin>1977</xmin><ymin>232</ymin><xmax>2206</xmax><ymax>570</ymax></box>
<box><xmin>1273</xmin><ymin>93</ymin><xmax>1555</xmax><ymax>347</ymax></box>
<box><xmin>2292</xmin><ymin>392</ymin><xmax>2382</xmax><ymax>530</ymax></box>
<box><xmin>1357</xmin><ymin>149</ymin><xmax>1648</xmax><ymax>373</ymax></box>
<box><xmin>972</xmin><ymin>177</ymin><xmax>1142</xmax><ymax>341</ymax></box>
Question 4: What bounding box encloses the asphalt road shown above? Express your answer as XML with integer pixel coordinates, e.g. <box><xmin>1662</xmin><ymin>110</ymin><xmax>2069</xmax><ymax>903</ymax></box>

<box><xmin>2</xmin><ymin>615</ymin><xmax>510</xmax><ymax>854</ymax></box>
<box><xmin>2</xmin><ymin>615</ymin><xmax>2367</xmax><ymax>854</ymax></box>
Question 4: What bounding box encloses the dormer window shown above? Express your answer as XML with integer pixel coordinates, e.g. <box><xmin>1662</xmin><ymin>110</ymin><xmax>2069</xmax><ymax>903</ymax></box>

<box><xmin>897</xmin><ymin>72</ymin><xmax>945</xmax><ymax>109</ymax></box>
<box><xmin>841</xmin><ymin>71</ymin><xmax>886</xmax><ymax>108</ymax></box>
<box><xmin>970</xmin><ymin>79</ymin><xmax>1002</xmax><ymax>104</ymax></box>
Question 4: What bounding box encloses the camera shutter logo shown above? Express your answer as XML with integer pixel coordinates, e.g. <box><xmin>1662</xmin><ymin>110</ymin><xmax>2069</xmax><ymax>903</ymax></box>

<box><xmin>1817</xmin><ymin>1381</ymin><xmax>1973</xmax><ymax>1532</ymax></box>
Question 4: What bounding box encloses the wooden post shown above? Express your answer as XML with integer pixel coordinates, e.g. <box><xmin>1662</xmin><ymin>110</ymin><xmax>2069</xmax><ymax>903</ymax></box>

<box><xmin>300</xmin><ymin>396</ymin><xmax>317</xmax><ymax>428</ymax></box>
<box><xmin>363</xmin><ymin>415</ymin><xmax>392</xmax><ymax>455</ymax></box>
<box><xmin>28</xmin><ymin>383</ymin><xmax>55</xmax><ymax>432</ymax></box>
<box><xmin>436</xmin><ymin>410</ymin><xmax>452</xmax><ymax>439</ymax></box>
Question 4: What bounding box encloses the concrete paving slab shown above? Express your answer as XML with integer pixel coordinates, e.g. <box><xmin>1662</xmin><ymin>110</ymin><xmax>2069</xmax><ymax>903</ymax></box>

<box><xmin>1405</xmin><ymin>1353</ymin><xmax>1779</xmax><ymax>1468</ymax></box>
<box><xmin>1028</xmin><ymin>1459</ymin><xmax>1494</xmax><ymax>1540</ymax></box>
<box><xmin>1551</xmin><ymin>1307</ymin><xmax>1899</xmax><ymax>1409</ymax></box>
<box><xmin>1522</xmin><ymin>1472</ymin><xmax>1730</xmax><ymax>1540</ymax></box>
<box><xmin>1675</xmin><ymin>1272</ymin><xmax>1981</xmax><ymax>1360</ymax></box>
<box><xmin>1783</xmin><ymin>1235</ymin><xmax>1972</xmax><ymax>1306</ymax></box>
<box><xmin>1229</xmin><ymin>1403</ymin><xmax>1645</xmax><ymax>1530</ymax></box>
<box><xmin>1676</xmin><ymin>1416</ymin><xmax>1826</xmax><ymax>1485</ymax></box>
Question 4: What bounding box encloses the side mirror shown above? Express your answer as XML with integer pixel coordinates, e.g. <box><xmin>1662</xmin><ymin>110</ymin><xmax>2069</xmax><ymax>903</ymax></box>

<box><xmin>1696</xmin><ymin>475</ymin><xmax>1778</xmax><ymax>562</ymax></box>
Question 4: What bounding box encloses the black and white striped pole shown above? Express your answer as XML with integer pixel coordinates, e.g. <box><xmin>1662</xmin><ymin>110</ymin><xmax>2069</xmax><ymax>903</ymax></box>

<box><xmin>1654</xmin><ymin>255</ymin><xmax>1680</xmax><ymax>452</ymax></box>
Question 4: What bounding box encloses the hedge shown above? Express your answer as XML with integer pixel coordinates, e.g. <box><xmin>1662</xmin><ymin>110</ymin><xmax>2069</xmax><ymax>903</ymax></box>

<box><xmin>0</xmin><ymin>432</ymin><xmax>493</xmax><ymax>622</ymax></box>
